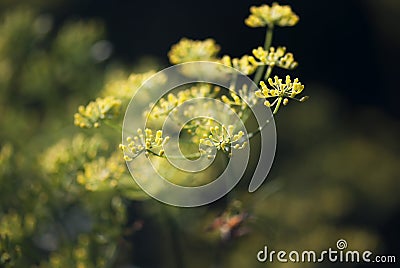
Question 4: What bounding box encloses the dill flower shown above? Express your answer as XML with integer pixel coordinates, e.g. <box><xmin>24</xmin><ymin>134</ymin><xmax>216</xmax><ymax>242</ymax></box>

<box><xmin>146</xmin><ymin>84</ymin><xmax>219</xmax><ymax>119</ymax></box>
<box><xmin>245</xmin><ymin>2</ymin><xmax>299</xmax><ymax>28</ymax></box>
<box><xmin>168</xmin><ymin>38</ymin><xmax>220</xmax><ymax>64</ymax></box>
<box><xmin>74</xmin><ymin>96</ymin><xmax>121</xmax><ymax>128</ymax></box>
<box><xmin>120</xmin><ymin>128</ymin><xmax>169</xmax><ymax>160</ymax></box>
<box><xmin>255</xmin><ymin>75</ymin><xmax>307</xmax><ymax>110</ymax></box>
<box><xmin>199</xmin><ymin>125</ymin><xmax>247</xmax><ymax>156</ymax></box>
<box><xmin>251</xmin><ymin>46</ymin><xmax>298</xmax><ymax>69</ymax></box>
<box><xmin>76</xmin><ymin>152</ymin><xmax>140</xmax><ymax>192</ymax></box>
<box><xmin>101</xmin><ymin>70</ymin><xmax>156</xmax><ymax>100</ymax></box>
<box><xmin>41</xmin><ymin>134</ymin><xmax>108</xmax><ymax>174</ymax></box>
<box><xmin>219</xmin><ymin>55</ymin><xmax>257</xmax><ymax>75</ymax></box>
<box><xmin>0</xmin><ymin>212</ymin><xmax>23</xmax><ymax>240</ymax></box>
<box><xmin>220</xmin><ymin>85</ymin><xmax>258</xmax><ymax>118</ymax></box>
<box><xmin>77</xmin><ymin>155</ymin><xmax>120</xmax><ymax>191</ymax></box>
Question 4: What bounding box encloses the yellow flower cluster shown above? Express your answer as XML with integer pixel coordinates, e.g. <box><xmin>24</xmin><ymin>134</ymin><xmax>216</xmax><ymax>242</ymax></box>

<box><xmin>147</xmin><ymin>84</ymin><xmax>219</xmax><ymax>119</ymax></box>
<box><xmin>43</xmin><ymin>234</ymin><xmax>108</xmax><ymax>268</ymax></box>
<box><xmin>101</xmin><ymin>70</ymin><xmax>156</xmax><ymax>100</ymax></box>
<box><xmin>252</xmin><ymin>46</ymin><xmax>298</xmax><ymax>69</ymax></box>
<box><xmin>168</xmin><ymin>38</ymin><xmax>220</xmax><ymax>64</ymax></box>
<box><xmin>0</xmin><ymin>234</ymin><xmax>21</xmax><ymax>267</ymax></box>
<box><xmin>0</xmin><ymin>144</ymin><xmax>12</xmax><ymax>177</ymax></box>
<box><xmin>220</xmin><ymin>85</ymin><xmax>258</xmax><ymax>118</ymax></box>
<box><xmin>74</xmin><ymin>96</ymin><xmax>121</xmax><ymax>128</ymax></box>
<box><xmin>41</xmin><ymin>134</ymin><xmax>108</xmax><ymax>174</ymax></box>
<box><xmin>219</xmin><ymin>55</ymin><xmax>257</xmax><ymax>75</ymax></box>
<box><xmin>0</xmin><ymin>212</ymin><xmax>35</xmax><ymax>241</ymax></box>
<box><xmin>77</xmin><ymin>152</ymin><xmax>127</xmax><ymax>191</ymax></box>
<box><xmin>120</xmin><ymin>128</ymin><xmax>169</xmax><ymax>161</ymax></box>
<box><xmin>255</xmin><ymin>75</ymin><xmax>306</xmax><ymax>108</ymax></box>
<box><xmin>245</xmin><ymin>2</ymin><xmax>299</xmax><ymax>28</ymax></box>
<box><xmin>200</xmin><ymin>125</ymin><xmax>247</xmax><ymax>155</ymax></box>
<box><xmin>221</xmin><ymin>92</ymin><xmax>245</xmax><ymax>110</ymax></box>
<box><xmin>72</xmin><ymin>235</ymin><xmax>91</xmax><ymax>268</ymax></box>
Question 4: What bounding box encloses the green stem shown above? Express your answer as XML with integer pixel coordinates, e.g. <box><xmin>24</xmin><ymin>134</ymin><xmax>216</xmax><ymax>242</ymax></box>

<box><xmin>104</xmin><ymin>120</ymin><xmax>122</xmax><ymax>133</ymax></box>
<box><xmin>264</xmin><ymin>65</ymin><xmax>273</xmax><ymax>80</ymax></box>
<box><xmin>104</xmin><ymin>243</ymin><xmax>118</xmax><ymax>268</ymax></box>
<box><xmin>155</xmin><ymin>150</ymin><xmax>202</xmax><ymax>160</ymax></box>
<box><xmin>265</xmin><ymin>25</ymin><xmax>274</xmax><ymax>50</ymax></box>
<box><xmin>247</xmin><ymin>118</ymin><xmax>271</xmax><ymax>139</ymax></box>
<box><xmin>273</xmin><ymin>97</ymin><xmax>283</xmax><ymax>114</ymax></box>
<box><xmin>253</xmin><ymin>26</ymin><xmax>274</xmax><ymax>87</ymax></box>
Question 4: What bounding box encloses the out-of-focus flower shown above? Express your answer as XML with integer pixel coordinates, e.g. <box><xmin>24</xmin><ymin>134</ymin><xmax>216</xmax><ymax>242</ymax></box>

<box><xmin>0</xmin><ymin>212</ymin><xmax>35</xmax><ymax>241</ymax></box>
<box><xmin>146</xmin><ymin>84</ymin><xmax>219</xmax><ymax>119</ymax></box>
<box><xmin>219</xmin><ymin>55</ymin><xmax>257</xmax><ymax>75</ymax></box>
<box><xmin>0</xmin><ymin>213</ymin><xmax>23</xmax><ymax>240</ymax></box>
<box><xmin>221</xmin><ymin>85</ymin><xmax>258</xmax><ymax>118</ymax></box>
<box><xmin>245</xmin><ymin>2</ymin><xmax>299</xmax><ymax>28</ymax></box>
<box><xmin>168</xmin><ymin>38</ymin><xmax>220</xmax><ymax>64</ymax></box>
<box><xmin>77</xmin><ymin>152</ymin><xmax>135</xmax><ymax>193</ymax></box>
<box><xmin>41</xmin><ymin>134</ymin><xmax>108</xmax><ymax>175</ymax></box>
<box><xmin>0</xmin><ymin>234</ymin><xmax>21</xmax><ymax>267</ymax></box>
<box><xmin>101</xmin><ymin>70</ymin><xmax>157</xmax><ymax>100</ymax></box>
<box><xmin>74</xmin><ymin>96</ymin><xmax>121</xmax><ymax>128</ymax></box>
<box><xmin>0</xmin><ymin>144</ymin><xmax>13</xmax><ymax>177</ymax></box>
<box><xmin>39</xmin><ymin>233</ymin><xmax>112</xmax><ymax>268</ymax></box>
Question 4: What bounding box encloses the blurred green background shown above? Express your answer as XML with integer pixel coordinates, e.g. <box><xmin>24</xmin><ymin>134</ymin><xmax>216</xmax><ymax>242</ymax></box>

<box><xmin>0</xmin><ymin>0</ymin><xmax>399</xmax><ymax>267</ymax></box>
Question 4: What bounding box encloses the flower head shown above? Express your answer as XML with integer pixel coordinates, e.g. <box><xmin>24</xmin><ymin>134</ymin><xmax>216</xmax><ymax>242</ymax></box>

<box><xmin>251</xmin><ymin>46</ymin><xmax>298</xmax><ymax>69</ymax></box>
<box><xmin>219</xmin><ymin>55</ymin><xmax>257</xmax><ymax>75</ymax></box>
<box><xmin>41</xmin><ymin>134</ymin><xmax>108</xmax><ymax>175</ymax></box>
<box><xmin>120</xmin><ymin>128</ymin><xmax>169</xmax><ymax>160</ymax></box>
<box><xmin>77</xmin><ymin>152</ymin><xmax>125</xmax><ymax>191</ymax></box>
<box><xmin>101</xmin><ymin>70</ymin><xmax>156</xmax><ymax>100</ymax></box>
<box><xmin>146</xmin><ymin>84</ymin><xmax>219</xmax><ymax>119</ymax></box>
<box><xmin>199</xmin><ymin>125</ymin><xmax>247</xmax><ymax>156</ymax></box>
<box><xmin>255</xmin><ymin>75</ymin><xmax>307</xmax><ymax>108</ymax></box>
<box><xmin>245</xmin><ymin>2</ymin><xmax>299</xmax><ymax>28</ymax></box>
<box><xmin>76</xmin><ymin>152</ymin><xmax>146</xmax><ymax>197</ymax></box>
<box><xmin>220</xmin><ymin>85</ymin><xmax>258</xmax><ymax>118</ymax></box>
<box><xmin>74</xmin><ymin>96</ymin><xmax>121</xmax><ymax>128</ymax></box>
<box><xmin>168</xmin><ymin>38</ymin><xmax>220</xmax><ymax>64</ymax></box>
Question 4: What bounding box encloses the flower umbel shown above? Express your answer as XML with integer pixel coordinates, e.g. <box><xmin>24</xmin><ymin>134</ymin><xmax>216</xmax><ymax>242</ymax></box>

<box><xmin>251</xmin><ymin>46</ymin><xmax>298</xmax><ymax>70</ymax></box>
<box><xmin>74</xmin><ymin>96</ymin><xmax>121</xmax><ymax>128</ymax></box>
<box><xmin>146</xmin><ymin>84</ymin><xmax>220</xmax><ymax>119</ymax></box>
<box><xmin>245</xmin><ymin>2</ymin><xmax>299</xmax><ymax>28</ymax></box>
<box><xmin>77</xmin><ymin>152</ymin><xmax>126</xmax><ymax>191</ymax></box>
<box><xmin>200</xmin><ymin>125</ymin><xmax>247</xmax><ymax>157</ymax></box>
<box><xmin>120</xmin><ymin>128</ymin><xmax>169</xmax><ymax>161</ymax></box>
<box><xmin>168</xmin><ymin>38</ymin><xmax>220</xmax><ymax>64</ymax></box>
<box><xmin>255</xmin><ymin>75</ymin><xmax>307</xmax><ymax>113</ymax></box>
<box><xmin>101</xmin><ymin>71</ymin><xmax>156</xmax><ymax>101</ymax></box>
<box><xmin>220</xmin><ymin>85</ymin><xmax>258</xmax><ymax>118</ymax></box>
<box><xmin>219</xmin><ymin>55</ymin><xmax>257</xmax><ymax>75</ymax></box>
